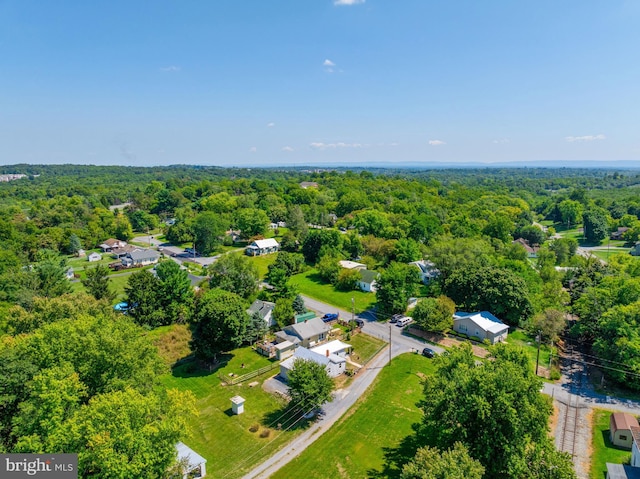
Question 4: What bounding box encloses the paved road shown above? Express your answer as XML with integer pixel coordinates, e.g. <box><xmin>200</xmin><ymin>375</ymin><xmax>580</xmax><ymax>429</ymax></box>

<box><xmin>241</xmin><ymin>296</ymin><xmax>443</xmax><ymax>479</ymax></box>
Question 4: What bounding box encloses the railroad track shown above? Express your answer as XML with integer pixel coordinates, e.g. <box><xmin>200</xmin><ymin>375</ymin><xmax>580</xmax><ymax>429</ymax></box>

<box><xmin>558</xmin><ymin>344</ymin><xmax>584</xmax><ymax>458</ymax></box>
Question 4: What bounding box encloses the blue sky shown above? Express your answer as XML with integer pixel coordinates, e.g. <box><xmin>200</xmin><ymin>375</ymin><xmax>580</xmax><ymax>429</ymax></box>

<box><xmin>0</xmin><ymin>0</ymin><xmax>638</xmax><ymax>166</ymax></box>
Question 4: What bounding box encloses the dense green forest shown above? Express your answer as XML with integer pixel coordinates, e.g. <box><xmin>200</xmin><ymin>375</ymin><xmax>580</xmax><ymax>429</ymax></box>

<box><xmin>2</xmin><ymin>164</ymin><xmax>640</xmax><ymax>477</ymax></box>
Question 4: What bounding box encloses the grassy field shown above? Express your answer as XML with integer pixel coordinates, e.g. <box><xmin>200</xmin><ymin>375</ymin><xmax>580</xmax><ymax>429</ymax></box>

<box><xmin>146</xmin><ymin>324</ymin><xmax>192</xmax><ymax>366</ymax></box>
<box><xmin>590</xmin><ymin>249</ymin><xmax>631</xmax><ymax>262</ymax></box>
<box><xmin>507</xmin><ymin>329</ymin><xmax>554</xmax><ymax>372</ymax></box>
<box><xmin>590</xmin><ymin>408</ymin><xmax>632</xmax><ymax>479</ymax></box>
<box><xmin>348</xmin><ymin>333</ymin><xmax>386</xmax><ymax>365</ymax></box>
<box><xmin>271</xmin><ymin>353</ymin><xmax>436</xmax><ymax>479</ymax></box>
<box><xmin>240</xmin><ymin>252</ymin><xmax>278</xmax><ymax>280</ymax></box>
<box><xmin>159</xmin><ymin>347</ymin><xmax>308</xmax><ymax>479</ymax></box>
<box><xmin>290</xmin><ymin>268</ymin><xmax>377</xmax><ymax>313</ymax></box>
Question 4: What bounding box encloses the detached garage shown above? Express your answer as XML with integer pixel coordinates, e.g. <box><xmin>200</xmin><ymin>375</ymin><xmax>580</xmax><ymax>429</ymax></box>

<box><xmin>610</xmin><ymin>412</ymin><xmax>639</xmax><ymax>450</ymax></box>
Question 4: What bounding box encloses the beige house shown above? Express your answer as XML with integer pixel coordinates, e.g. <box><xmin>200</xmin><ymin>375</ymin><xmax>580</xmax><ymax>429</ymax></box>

<box><xmin>610</xmin><ymin>412</ymin><xmax>639</xmax><ymax>450</ymax></box>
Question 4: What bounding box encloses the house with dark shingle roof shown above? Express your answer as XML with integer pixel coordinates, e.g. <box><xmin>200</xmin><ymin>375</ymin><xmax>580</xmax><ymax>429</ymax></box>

<box><xmin>358</xmin><ymin>269</ymin><xmax>380</xmax><ymax>292</ymax></box>
<box><xmin>248</xmin><ymin>299</ymin><xmax>276</xmax><ymax>327</ymax></box>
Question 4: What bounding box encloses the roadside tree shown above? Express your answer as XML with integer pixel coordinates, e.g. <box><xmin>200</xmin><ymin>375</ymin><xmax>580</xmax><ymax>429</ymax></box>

<box><xmin>287</xmin><ymin>359</ymin><xmax>334</xmax><ymax>413</ymax></box>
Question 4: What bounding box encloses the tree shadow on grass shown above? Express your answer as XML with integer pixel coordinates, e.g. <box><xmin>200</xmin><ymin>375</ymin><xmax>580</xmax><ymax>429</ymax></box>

<box><xmin>171</xmin><ymin>353</ymin><xmax>234</xmax><ymax>378</ymax></box>
<box><xmin>261</xmin><ymin>405</ymin><xmax>313</xmax><ymax>433</ymax></box>
<box><xmin>306</xmin><ymin>272</ymin><xmax>329</xmax><ymax>285</ymax></box>
<box><xmin>367</xmin><ymin>433</ymin><xmax>422</xmax><ymax>479</ymax></box>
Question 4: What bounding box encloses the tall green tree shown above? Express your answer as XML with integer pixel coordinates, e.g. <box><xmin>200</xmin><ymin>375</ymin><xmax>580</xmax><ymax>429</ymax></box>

<box><xmin>193</xmin><ymin>211</ymin><xmax>225</xmax><ymax>255</ymax></box>
<box><xmin>376</xmin><ymin>262</ymin><xmax>421</xmax><ymax>315</ymax></box>
<box><xmin>443</xmin><ymin>266</ymin><xmax>533</xmax><ymax>326</ymax></box>
<box><xmin>125</xmin><ymin>270</ymin><xmax>164</xmax><ymax>327</ymax></box>
<box><xmin>59</xmin><ymin>388</ymin><xmax>196</xmax><ymax>479</ymax></box>
<box><xmin>582</xmin><ymin>209</ymin><xmax>609</xmax><ymax>244</ymax></box>
<box><xmin>558</xmin><ymin>199</ymin><xmax>583</xmax><ymax>227</ymax></box>
<box><xmin>412</xmin><ymin>296</ymin><xmax>455</xmax><ymax>333</ymax></box>
<box><xmin>417</xmin><ymin>344</ymin><xmax>572</xmax><ymax>478</ymax></box>
<box><xmin>287</xmin><ymin>359</ymin><xmax>334</xmax><ymax>413</ymax></box>
<box><xmin>155</xmin><ymin>260</ymin><xmax>194</xmax><ymax>323</ymax></box>
<box><xmin>208</xmin><ymin>254</ymin><xmax>259</xmax><ymax>299</ymax></box>
<box><xmin>191</xmin><ymin>289</ymin><xmax>250</xmax><ymax>362</ymax></box>
<box><xmin>82</xmin><ymin>264</ymin><xmax>116</xmax><ymax>302</ymax></box>
<box><xmin>236</xmin><ymin>208</ymin><xmax>269</xmax><ymax>238</ymax></box>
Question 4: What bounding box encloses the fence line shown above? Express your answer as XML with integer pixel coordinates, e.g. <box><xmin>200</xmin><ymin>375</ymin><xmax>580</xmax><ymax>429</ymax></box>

<box><xmin>219</xmin><ymin>362</ymin><xmax>280</xmax><ymax>386</ymax></box>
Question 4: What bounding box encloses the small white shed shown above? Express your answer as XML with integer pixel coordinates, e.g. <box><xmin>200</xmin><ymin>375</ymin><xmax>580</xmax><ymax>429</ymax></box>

<box><xmin>88</xmin><ymin>252</ymin><xmax>102</xmax><ymax>262</ymax></box>
<box><xmin>231</xmin><ymin>395</ymin><xmax>245</xmax><ymax>415</ymax></box>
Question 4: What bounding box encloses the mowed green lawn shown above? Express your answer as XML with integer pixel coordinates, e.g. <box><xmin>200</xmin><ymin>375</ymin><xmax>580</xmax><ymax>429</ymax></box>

<box><xmin>590</xmin><ymin>408</ymin><xmax>632</xmax><ymax>479</ymax></box>
<box><xmin>507</xmin><ymin>329</ymin><xmax>554</xmax><ymax>371</ymax></box>
<box><xmin>290</xmin><ymin>269</ymin><xmax>377</xmax><ymax>313</ymax></box>
<box><xmin>271</xmin><ymin>353</ymin><xmax>436</xmax><ymax>479</ymax></box>
<box><xmin>159</xmin><ymin>347</ymin><xmax>307</xmax><ymax>479</ymax></box>
<box><xmin>348</xmin><ymin>333</ymin><xmax>386</xmax><ymax>365</ymax></box>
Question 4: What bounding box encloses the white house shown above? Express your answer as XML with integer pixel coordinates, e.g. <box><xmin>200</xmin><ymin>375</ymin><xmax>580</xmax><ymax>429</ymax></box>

<box><xmin>248</xmin><ymin>299</ymin><xmax>276</xmax><ymax>327</ymax></box>
<box><xmin>175</xmin><ymin>442</ymin><xmax>207</xmax><ymax>479</ymax></box>
<box><xmin>310</xmin><ymin>340</ymin><xmax>352</xmax><ymax>358</ymax></box>
<box><xmin>275</xmin><ymin>317</ymin><xmax>331</xmax><ymax>348</ymax></box>
<box><xmin>452</xmin><ymin>311</ymin><xmax>509</xmax><ymax>344</ymax></box>
<box><xmin>88</xmin><ymin>252</ymin><xmax>102</xmax><ymax>262</ymax></box>
<box><xmin>409</xmin><ymin>260</ymin><xmax>440</xmax><ymax>284</ymax></box>
<box><xmin>279</xmin><ymin>346</ymin><xmax>347</xmax><ymax>381</ymax></box>
<box><xmin>358</xmin><ymin>269</ymin><xmax>379</xmax><ymax>293</ymax></box>
<box><xmin>245</xmin><ymin>238</ymin><xmax>280</xmax><ymax>256</ymax></box>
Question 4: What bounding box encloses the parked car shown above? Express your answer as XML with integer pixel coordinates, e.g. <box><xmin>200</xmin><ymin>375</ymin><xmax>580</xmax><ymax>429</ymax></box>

<box><xmin>390</xmin><ymin>313</ymin><xmax>403</xmax><ymax>323</ymax></box>
<box><xmin>354</xmin><ymin>318</ymin><xmax>365</xmax><ymax>328</ymax></box>
<box><xmin>184</xmin><ymin>248</ymin><xmax>199</xmax><ymax>256</ymax></box>
<box><xmin>321</xmin><ymin>313</ymin><xmax>339</xmax><ymax>323</ymax></box>
<box><xmin>396</xmin><ymin>316</ymin><xmax>412</xmax><ymax>327</ymax></box>
<box><xmin>422</xmin><ymin>347</ymin><xmax>435</xmax><ymax>358</ymax></box>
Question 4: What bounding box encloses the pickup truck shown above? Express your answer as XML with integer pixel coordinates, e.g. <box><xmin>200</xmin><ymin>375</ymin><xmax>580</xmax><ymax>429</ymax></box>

<box><xmin>321</xmin><ymin>313</ymin><xmax>339</xmax><ymax>323</ymax></box>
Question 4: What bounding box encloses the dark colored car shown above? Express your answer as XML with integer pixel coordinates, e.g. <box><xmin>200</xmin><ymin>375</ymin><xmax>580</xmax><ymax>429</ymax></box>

<box><xmin>390</xmin><ymin>313</ymin><xmax>403</xmax><ymax>323</ymax></box>
<box><xmin>321</xmin><ymin>313</ymin><xmax>339</xmax><ymax>323</ymax></box>
<box><xmin>422</xmin><ymin>347</ymin><xmax>435</xmax><ymax>358</ymax></box>
<box><xmin>354</xmin><ymin>319</ymin><xmax>365</xmax><ymax>328</ymax></box>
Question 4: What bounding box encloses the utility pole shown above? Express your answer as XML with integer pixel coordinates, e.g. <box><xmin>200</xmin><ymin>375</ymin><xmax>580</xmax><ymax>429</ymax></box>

<box><xmin>389</xmin><ymin>322</ymin><xmax>392</xmax><ymax>366</ymax></box>
<box><xmin>535</xmin><ymin>330</ymin><xmax>542</xmax><ymax>376</ymax></box>
<box><xmin>351</xmin><ymin>297</ymin><xmax>355</xmax><ymax>323</ymax></box>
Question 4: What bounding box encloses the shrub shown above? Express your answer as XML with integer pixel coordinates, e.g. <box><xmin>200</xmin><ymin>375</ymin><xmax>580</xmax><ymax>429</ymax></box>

<box><xmin>260</xmin><ymin>428</ymin><xmax>271</xmax><ymax>438</ymax></box>
<box><xmin>249</xmin><ymin>423</ymin><xmax>260</xmax><ymax>433</ymax></box>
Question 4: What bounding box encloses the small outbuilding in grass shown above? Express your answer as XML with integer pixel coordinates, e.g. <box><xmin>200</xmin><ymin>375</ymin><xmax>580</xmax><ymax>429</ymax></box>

<box><xmin>610</xmin><ymin>412</ymin><xmax>639</xmax><ymax>450</ymax></box>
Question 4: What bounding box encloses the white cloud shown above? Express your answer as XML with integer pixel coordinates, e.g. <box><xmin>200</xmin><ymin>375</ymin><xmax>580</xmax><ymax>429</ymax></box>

<box><xmin>428</xmin><ymin>140</ymin><xmax>446</xmax><ymax>146</ymax></box>
<box><xmin>565</xmin><ymin>134</ymin><xmax>606</xmax><ymax>142</ymax></box>
<box><xmin>334</xmin><ymin>0</ymin><xmax>365</xmax><ymax>5</ymax></box>
<box><xmin>323</xmin><ymin>59</ymin><xmax>337</xmax><ymax>73</ymax></box>
<box><xmin>282</xmin><ymin>146</ymin><xmax>294</xmax><ymax>152</ymax></box>
<box><xmin>492</xmin><ymin>138</ymin><xmax>510</xmax><ymax>144</ymax></box>
<box><xmin>249</xmin><ymin>147</ymin><xmax>257</xmax><ymax>153</ymax></box>
<box><xmin>267</xmin><ymin>122</ymin><xmax>275</xmax><ymax>127</ymax></box>
<box><xmin>160</xmin><ymin>65</ymin><xmax>181</xmax><ymax>72</ymax></box>
<box><xmin>310</xmin><ymin>142</ymin><xmax>363</xmax><ymax>150</ymax></box>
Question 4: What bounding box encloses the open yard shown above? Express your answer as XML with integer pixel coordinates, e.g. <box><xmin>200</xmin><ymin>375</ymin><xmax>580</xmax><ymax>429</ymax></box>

<box><xmin>507</xmin><ymin>329</ymin><xmax>555</xmax><ymax>374</ymax></box>
<box><xmin>241</xmin><ymin>252</ymin><xmax>278</xmax><ymax>280</ymax></box>
<box><xmin>159</xmin><ymin>347</ymin><xmax>308</xmax><ymax>479</ymax></box>
<box><xmin>271</xmin><ymin>353</ymin><xmax>436</xmax><ymax>479</ymax></box>
<box><xmin>590</xmin><ymin>408</ymin><xmax>632</xmax><ymax>479</ymax></box>
<box><xmin>289</xmin><ymin>268</ymin><xmax>377</xmax><ymax>313</ymax></box>
<box><xmin>348</xmin><ymin>332</ymin><xmax>386</xmax><ymax>365</ymax></box>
